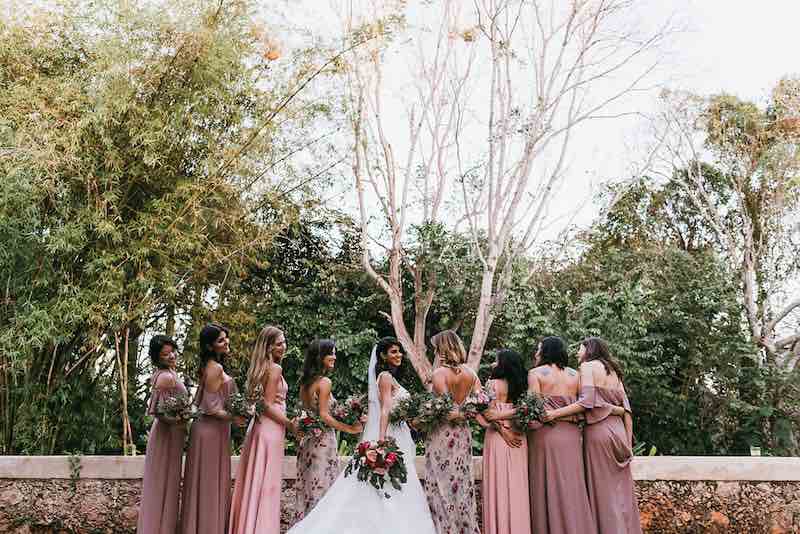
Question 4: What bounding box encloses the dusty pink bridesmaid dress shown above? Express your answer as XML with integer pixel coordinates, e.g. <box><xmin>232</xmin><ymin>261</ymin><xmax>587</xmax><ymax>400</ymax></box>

<box><xmin>528</xmin><ymin>395</ymin><xmax>596</xmax><ymax>534</ymax></box>
<box><xmin>580</xmin><ymin>385</ymin><xmax>641</xmax><ymax>534</ymax></box>
<box><xmin>228</xmin><ymin>376</ymin><xmax>287</xmax><ymax>534</ymax></box>
<box><xmin>136</xmin><ymin>369</ymin><xmax>187</xmax><ymax>534</ymax></box>
<box><xmin>482</xmin><ymin>400</ymin><xmax>531</xmax><ymax>534</ymax></box>
<box><xmin>180</xmin><ymin>377</ymin><xmax>237</xmax><ymax>534</ymax></box>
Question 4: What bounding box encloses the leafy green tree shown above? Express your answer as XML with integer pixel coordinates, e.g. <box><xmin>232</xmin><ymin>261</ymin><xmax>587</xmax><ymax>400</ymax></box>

<box><xmin>0</xmin><ymin>0</ymin><xmax>329</xmax><ymax>454</ymax></box>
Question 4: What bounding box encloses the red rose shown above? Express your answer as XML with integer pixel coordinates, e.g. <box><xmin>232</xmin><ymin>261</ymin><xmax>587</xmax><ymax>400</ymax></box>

<box><xmin>385</xmin><ymin>452</ymin><xmax>398</xmax><ymax>467</ymax></box>
<box><xmin>357</xmin><ymin>441</ymin><xmax>369</xmax><ymax>455</ymax></box>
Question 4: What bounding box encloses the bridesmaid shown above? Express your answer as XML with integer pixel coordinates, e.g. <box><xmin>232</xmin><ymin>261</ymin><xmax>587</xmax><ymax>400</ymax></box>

<box><xmin>425</xmin><ymin>329</ymin><xmax>481</xmax><ymax>534</ymax></box>
<box><xmin>477</xmin><ymin>349</ymin><xmax>531</xmax><ymax>534</ymax></box>
<box><xmin>543</xmin><ymin>337</ymin><xmax>641</xmax><ymax>534</ymax></box>
<box><xmin>229</xmin><ymin>325</ymin><xmax>296</xmax><ymax>534</ymax></box>
<box><xmin>137</xmin><ymin>335</ymin><xmax>186</xmax><ymax>534</ymax></box>
<box><xmin>180</xmin><ymin>323</ymin><xmax>243</xmax><ymax>534</ymax></box>
<box><xmin>527</xmin><ymin>337</ymin><xmax>597</xmax><ymax>534</ymax></box>
<box><xmin>295</xmin><ymin>339</ymin><xmax>363</xmax><ymax>521</ymax></box>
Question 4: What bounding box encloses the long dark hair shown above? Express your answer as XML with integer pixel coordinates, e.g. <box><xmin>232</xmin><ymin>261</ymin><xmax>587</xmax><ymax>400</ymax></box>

<box><xmin>198</xmin><ymin>323</ymin><xmax>229</xmax><ymax>372</ymax></box>
<box><xmin>537</xmin><ymin>336</ymin><xmax>568</xmax><ymax>369</ymax></box>
<box><xmin>374</xmin><ymin>336</ymin><xmax>404</xmax><ymax>379</ymax></box>
<box><xmin>149</xmin><ymin>335</ymin><xmax>177</xmax><ymax>369</ymax></box>
<box><xmin>582</xmin><ymin>336</ymin><xmax>624</xmax><ymax>379</ymax></box>
<box><xmin>490</xmin><ymin>349</ymin><xmax>527</xmax><ymax>403</ymax></box>
<box><xmin>300</xmin><ymin>338</ymin><xmax>336</xmax><ymax>388</ymax></box>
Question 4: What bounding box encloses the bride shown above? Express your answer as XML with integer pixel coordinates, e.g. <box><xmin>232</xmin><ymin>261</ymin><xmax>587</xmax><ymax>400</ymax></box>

<box><xmin>287</xmin><ymin>337</ymin><xmax>437</xmax><ymax>534</ymax></box>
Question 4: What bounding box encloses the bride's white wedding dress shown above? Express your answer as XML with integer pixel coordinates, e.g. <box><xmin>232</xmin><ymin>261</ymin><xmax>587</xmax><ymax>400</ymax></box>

<box><xmin>286</xmin><ymin>347</ymin><xmax>437</xmax><ymax>534</ymax></box>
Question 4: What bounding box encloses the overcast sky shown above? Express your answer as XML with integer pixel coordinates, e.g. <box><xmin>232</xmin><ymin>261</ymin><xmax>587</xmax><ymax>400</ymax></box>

<box><xmin>14</xmin><ymin>0</ymin><xmax>800</xmax><ymax>234</ymax></box>
<box><xmin>283</xmin><ymin>0</ymin><xmax>800</xmax><ymax>235</ymax></box>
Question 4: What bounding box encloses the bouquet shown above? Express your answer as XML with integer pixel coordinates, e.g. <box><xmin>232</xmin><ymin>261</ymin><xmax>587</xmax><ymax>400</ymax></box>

<box><xmin>330</xmin><ymin>394</ymin><xmax>367</xmax><ymax>427</ymax></box>
<box><xmin>344</xmin><ymin>437</ymin><xmax>407</xmax><ymax>498</ymax></box>
<box><xmin>156</xmin><ymin>390</ymin><xmax>196</xmax><ymax>421</ymax></box>
<box><xmin>286</xmin><ymin>403</ymin><xmax>326</xmax><ymax>438</ymax></box>
<box><xmin>462</xmin><ymin>385</ymin><xmax>496</xmax><ymax>419</ymax></box>
<box><xmin>511</xmin><ymin>392</ymin><xmax>547</xmax><ymax>432</ymax></box>
<box><xmin>390</xmin><ymin>391</ymin><xmax>455</xmax><ymax>433</ymax></box>
<box><xmin>225</xmin><ymin>391</ymin><xmax>251</xmax><ymax>419</ymax></box>
<box><xmin>248</xmin><ymin>383</ymin><xmax>267</xmax><ymax>418</ymax></box>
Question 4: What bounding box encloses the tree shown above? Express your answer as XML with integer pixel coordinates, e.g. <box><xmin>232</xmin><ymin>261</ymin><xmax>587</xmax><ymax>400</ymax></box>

<box><xmin>645</xmin><ymin>83</ymin><xmax>800</xmax><ymax>451</ymax></box>
<box><xmin>0</xmin><ymin>0</ymin><xmax>330</xmax><ymax>454</ymax></box>
<box><xmin>500</xmin><ymin>179</ymin><xmax>758</xmax><ymax>454</ymax></box>
<box><xmin>343</xmin><ymin>0</ymin><xmax>669</xmax><ymax>385</ymax></box>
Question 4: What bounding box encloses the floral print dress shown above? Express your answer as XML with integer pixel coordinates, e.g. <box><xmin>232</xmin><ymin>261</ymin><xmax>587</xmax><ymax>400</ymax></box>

<box><xmin>294</xmin><ymin>393</ymin><xmax>340</xmax><ymax>521</ymax></box>
<box><xmin>424</xmin><ymin>374</ymin><xmax>481</xmax><ymax>534</ymax></box>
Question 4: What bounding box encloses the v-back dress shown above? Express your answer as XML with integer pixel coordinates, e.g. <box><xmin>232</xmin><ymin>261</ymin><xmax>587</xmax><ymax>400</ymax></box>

<box><xmin>180</xmin><ymin>376</ymin><xmax>237</xmax><ymax>534</ymax></box>
<box><xmin>294</xmin><ymin>390</ymin><xmax>339</xmax><ymax>521</ymax></box>
<box><xmin>228</xmin><ymin>376</ymin><xmax>288</xmax><ymax>534</ymax></box>
<box><xmin>424</xmin><ymin>370</ymin><xmax>481</xmax><ymax>534</ymax></box>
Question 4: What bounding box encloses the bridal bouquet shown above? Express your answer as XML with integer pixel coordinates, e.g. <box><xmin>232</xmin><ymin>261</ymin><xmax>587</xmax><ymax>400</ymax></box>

<box><xmin>344</xmin><ymin>437</ymin><xmax>407</xmax><ymax>498</ymax></box>
<box><xmin>156</xmin><ymin>390</ymin><xmax>196</xmax><ymax>421</ymax></box>
<box><xmin>390</xmin><ymin>391</ymin><xmax>455</xmax><ymax>433</ymax></box>
<box><xmin>511</xmin><ymin>392</ymin><xmax>547</xmax><ymax>431</ymax></box>
<box><xmin>225</xmin><ymin>391</ymin><xmax>252</xmax><ymax>419</ymax></box>
<box><xmin>330</xmin><ymin>394</ymin><xmax>367</xmax><ymax>427</ymax></box>
<box><xmin>462</xmin><ymin>385</ymin><xmax>496</xmax><ymax>419</ymax></box>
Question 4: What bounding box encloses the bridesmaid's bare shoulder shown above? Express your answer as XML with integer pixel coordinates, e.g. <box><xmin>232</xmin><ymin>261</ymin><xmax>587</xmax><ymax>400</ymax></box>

<box><xmin>154</xmin><ymin>371</ymin><xmax>177</xmax><ymax>389</ymax></box>
<box><xmin>316</xmin><ymin>375</ymin><xmax>332</xmax><ymax>390</ymax></box>
<box><xmin>578</xmin><ymin>360</ymin><xmax>602</xmax><ymax>371</ymax></box>
<box><xmin>268</xmin><ymin>363</ymin><xmax>284</xmax><ymax>381</ymax></box>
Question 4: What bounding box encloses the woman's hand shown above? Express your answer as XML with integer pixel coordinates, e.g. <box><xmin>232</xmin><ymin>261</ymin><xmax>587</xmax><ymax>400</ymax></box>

<box><xmin>287</xmin><ymin>418</ymin><xmax>299</xmax><ymax>437</ymax></box>
<box><xmin>499</xmin><ymin>427</ymin><xmax>523</xmax><ymax>448</ymax></box>
<box><xmin>541</xmin><ymin>410</ymin><xmax>555</xmax><ymax>423</ymax></box>
<box><xmin>483</xmin><ymin>407</ymin><xmax>499</xmax><ymax>421</ymax></box>
<box><xmin>234</xmin><ymin>416</ymin><xmax>247</xmax><ymax>428</ymax></box>
<box><xmin>359</xmin><ymin>415</ymin><xmax>368</xmax><ymax>424</ymax></box>
<box><xmin>446</xmin><ymin>409</ymin><xmax>465</xmax><ymax>424</ymax></box>
<box><xmin>611</xmin><ymin>405</ymin><xmax>626</xmax><ymax>417</ymax></box>
<box><xmin>348</xmin><ymin>421</ymin><xmax>364</xmax><ymax>434</ymax></box>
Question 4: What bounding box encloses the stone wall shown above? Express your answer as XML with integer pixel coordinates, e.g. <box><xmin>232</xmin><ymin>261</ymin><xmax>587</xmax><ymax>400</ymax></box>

<box><xmin>1</xmin><ymin>456</ymin><xmax>799</xmax><ymax>533</ymax></box>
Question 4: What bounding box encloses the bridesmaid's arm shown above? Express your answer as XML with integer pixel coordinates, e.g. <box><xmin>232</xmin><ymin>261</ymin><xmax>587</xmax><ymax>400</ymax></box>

<box><xmin>377</xmin><ymin>373</ymin><xmax>393</xmax><ymax>441</ymax></box>
<box><xmin>153</xmin><ymin>373</ymin><xmax>181</xmax><ymax>424</ymax></box>
<box><xmin>201</xmin><ymin>364</ymin><xmax>232</xmax><ymax>420</ymax></box>
<box><xmin>623</xmin><ymin>412</ymin><xmax>633</xmax><ymax>448</ymax></box>
<box><xmin>261</xmin><ymin>365</ymin><xmax>295</xmax><ymax>431</ymax></box>
<box><xmin>318</xmin><ymin>378</ymin><xmax>362</xmax><ymax>434</ymax></box>
<box><xmin>543</xmin><ymin>363</ymin><xmax>593</xmax><ymax>422</ymax></box>
<box><xmin>475</xmin><ymin>413</ymin><xmax>491</xmax><ymax>429</ymax></box>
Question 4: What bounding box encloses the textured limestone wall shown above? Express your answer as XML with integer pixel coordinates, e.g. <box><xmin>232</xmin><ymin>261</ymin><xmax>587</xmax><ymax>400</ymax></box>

<box><xmin>2</xmin><ymin>456</ymin><xmax>800</xmax><ymax>534</ymax></box>
<box><xmin>2</xmin><ymin>477</ymin><xmax>800</xmax><ymax>533</ymax></box>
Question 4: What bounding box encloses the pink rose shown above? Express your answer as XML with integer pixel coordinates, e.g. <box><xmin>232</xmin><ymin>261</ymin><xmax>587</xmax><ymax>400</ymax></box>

<box><xmin>385</xmin><ymin>452</ymin><xmax>398</xmax><ymax>467</ymax></box>
<box><xmin>365</xmin><ymin>449</ymin><xmax>378</xmax><ymax>466</ymax></box>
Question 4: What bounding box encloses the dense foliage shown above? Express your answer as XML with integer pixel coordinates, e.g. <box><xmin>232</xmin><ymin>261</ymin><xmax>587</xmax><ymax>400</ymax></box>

<box><xmin>1</xmin><ymin>0</ymin><xmax>796</xmax><ymax>457</ymax></box>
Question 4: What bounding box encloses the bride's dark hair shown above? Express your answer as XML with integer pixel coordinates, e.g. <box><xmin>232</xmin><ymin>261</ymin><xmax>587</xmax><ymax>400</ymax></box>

<box><xmin>374</xmin><ymin>336</ymin><xmax>404</xmax><ymax>380</ymax></box>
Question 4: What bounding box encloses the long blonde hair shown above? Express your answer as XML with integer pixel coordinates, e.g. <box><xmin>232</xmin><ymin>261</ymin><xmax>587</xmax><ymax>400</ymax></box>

<box><xmin>245</xmin><ymin>325</ymin><xmax>283</xmax><ymax>400</ymax></box>
<box><xmin>431</xmin><ymin>330</ymin><xmax>467</xmax><ymax>370</ymax></box>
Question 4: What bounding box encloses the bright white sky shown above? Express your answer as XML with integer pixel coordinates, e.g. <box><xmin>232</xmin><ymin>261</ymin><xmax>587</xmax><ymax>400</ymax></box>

<box><xmin>13</xmin><ymin>0</ymin><xmax>799</xmax><ymax>235</ymax></box>
<box><xmin>269</xmin><ymin>0</ymin><xmax>800</xmax><ymax>239</ymax></box>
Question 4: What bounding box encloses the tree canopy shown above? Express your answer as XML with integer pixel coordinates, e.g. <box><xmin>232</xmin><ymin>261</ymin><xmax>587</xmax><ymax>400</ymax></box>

<box><xmin>0</xmin><ymin>0</ymin><xmax>797</xmax><ymax>457</ymax></box>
